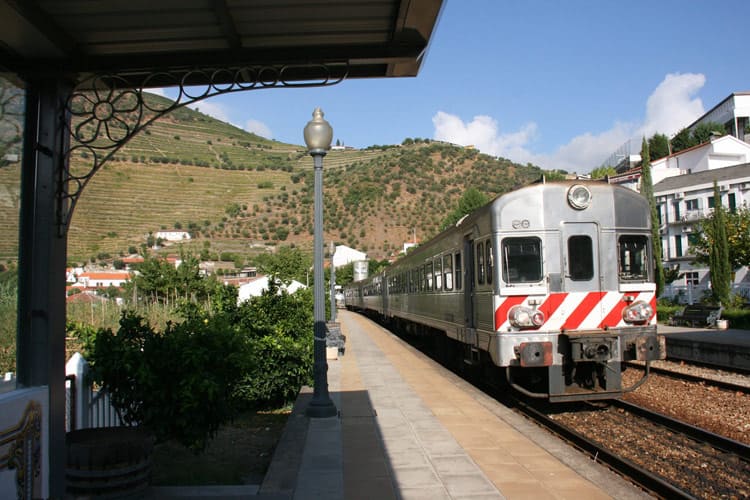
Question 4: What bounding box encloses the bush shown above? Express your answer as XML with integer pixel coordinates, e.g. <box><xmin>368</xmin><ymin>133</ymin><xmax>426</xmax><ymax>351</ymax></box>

<box><xmin>88</xmin><ymin>312</ymin><xmax>249</xmax><ymax>452</ymax></box>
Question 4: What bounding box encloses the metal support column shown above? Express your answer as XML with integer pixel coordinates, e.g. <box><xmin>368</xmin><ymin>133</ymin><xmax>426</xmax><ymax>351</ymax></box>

<box><xmin>17</xmin><ymin>77</ymin><xmax>72</xmax><ymax>498</ymax></box>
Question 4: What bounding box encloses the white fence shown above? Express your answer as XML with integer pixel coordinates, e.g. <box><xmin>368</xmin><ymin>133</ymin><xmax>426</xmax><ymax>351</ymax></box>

<box><xmin>662</xmin><ymin>283</ymin><xmax>750</xmax><ymax>304</ymax></box>
<box><xmin>64</xmin><ymin>352</ymin><xmax>124</xmax><ymax>431</ymax></box>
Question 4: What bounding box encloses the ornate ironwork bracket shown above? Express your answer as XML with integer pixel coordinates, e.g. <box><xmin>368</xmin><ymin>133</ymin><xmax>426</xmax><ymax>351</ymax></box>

<box><xmin>59</xmin><ymin>62</ymin><xmax>348</xmax><ymax>235</ymax></box>
<box><xmin>0</xmin><ymin>400</ymin><xmax>42</xmax><ymax>500</ymax></box>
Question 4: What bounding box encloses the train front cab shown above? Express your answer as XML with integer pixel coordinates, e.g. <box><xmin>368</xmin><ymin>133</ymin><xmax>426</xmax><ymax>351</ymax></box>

<box><xmin>483</xmin><ymin>183</ymin><xmax>666</xmax><ymax>402</ymax></box>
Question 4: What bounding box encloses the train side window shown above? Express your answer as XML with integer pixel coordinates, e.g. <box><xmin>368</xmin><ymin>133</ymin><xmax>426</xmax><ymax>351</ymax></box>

<box><xmin>425</xmin><ymin>262</ymin><xmax>433</xmax><ymax>291</ymax></box>
<box><xmin>502</xmin><ymin>237</ymin><xmax>542</xmax><ymax>283</ymax></box>
<box><xmin>443</xmin><ymin>254</ymin><xmax>453</xmax><ymax>291</ymax></box>
<box><xmin>434</xmin><ymin>257</ymin><xmax>442</xmax><ymax>290</ymax></box>
<box><xmin>486</xmin><ymin>240</ymin><xmax>493</xmax><ymax>285</ymax></box>
<box><xmin>568</xmin><ymin>235</ymin><xmax>593</xmax><ymax>281</ymax></box>
<box><xmin>618</xmin><ymin>235</ymin><xmax>649</xmax><ymax>281</ymax></box>
<box><xmin>477</xmin><ymin>241</ymin><xmax>485</xmax><ymax>284</ymax></box>
<box><xmin>454</xmin><ymin>252</ymin><xmax>462</xmax><ymax>290</ymax></box>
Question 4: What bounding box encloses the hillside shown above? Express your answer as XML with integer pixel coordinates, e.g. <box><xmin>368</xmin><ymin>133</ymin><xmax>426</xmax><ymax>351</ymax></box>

<box><xmin>0</xmin><ymin>92</ymin><xmax>546</xmax><ymax>265</ymax></box>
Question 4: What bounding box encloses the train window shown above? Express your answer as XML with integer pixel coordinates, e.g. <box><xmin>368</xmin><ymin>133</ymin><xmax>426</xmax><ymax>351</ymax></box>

<box><xmin>434</xmin><ymin>258</ymin><xmax>442</xmax><ymax>290</ymax></box>
<box><xmin>425</xmin><ymin>262</ymin><xmax>433</xmax><ymax>291</ymax></box>
<box><xmin>477</xmin><ymin>241</ymin><xmax>485</xmax><ymax>284</ymax></box>
<box><xmin>486</xmin><ymin>240</ymin><xmax>493</xmax><ymax>285</ymax></box>
<box><xmin>618</xmin><ymin>235</ymin><xmax>649</xmax><ymax>281</ymax></box>
<box><xmin>443</xmin><ymin>254</ymin><xmax>453</xmax><ymax>291</ymax></box>
<box><xmin>502</xmin><ymin>237</ymin><xmax>542</xmax><ymax>283</ymax></box>
<box><xmin>568</xmin><ymin>236</ymin><xmax>594</xmax><ymax>281</ymax></box>
<box><xmin>455</xmin><ymin>252</ymin><xmax>462</xmax><ymax>290</ymax></box>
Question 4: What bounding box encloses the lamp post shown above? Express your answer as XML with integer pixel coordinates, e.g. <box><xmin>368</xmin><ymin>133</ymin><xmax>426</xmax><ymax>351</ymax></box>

<box><xmin>304</xmin><ymin>108</ymin><xmax>337</xmax><ymax>418</ymax></box>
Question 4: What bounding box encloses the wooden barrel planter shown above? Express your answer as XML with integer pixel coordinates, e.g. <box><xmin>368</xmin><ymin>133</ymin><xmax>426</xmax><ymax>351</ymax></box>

<box><xmin>66</xmin><ymin>427</ymin><xmax>155</xmax><ymax>499</ymax></box>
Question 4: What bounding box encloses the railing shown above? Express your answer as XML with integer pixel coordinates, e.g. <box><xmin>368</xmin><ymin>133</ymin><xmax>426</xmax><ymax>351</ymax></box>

<box><xmin>662</xmin><ymin>283</ymin><xmax>750</xmax><ymax>305</ymax></box>
<box><xmin>64</xmin><ymin>352</ymin><xmax>125</xmax><ymax>431</ymax></box>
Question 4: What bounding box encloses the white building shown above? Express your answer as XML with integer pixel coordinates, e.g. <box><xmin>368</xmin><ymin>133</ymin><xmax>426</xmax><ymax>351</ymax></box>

<box><xmin>155</xmin><ymin>230</ymin><xmax>191</xmax><ymax>241</ymax></box>
<box><xmin>607</xmin><ymin>134</ymin><xmax>750</xmax><ymax>303</ymax></box>
<box><xmin>236</xmin><ymin>276</ymin><xmax>307</xmax><ymax>304</ymax></box>
<box><xmin>686</xmin><ymin>91</ymin><xmax>750</xmax><ymax>143</ymax></box>
<box><xmin>332</xmin><ymin>245</ymin><xmax>367</xmax><ymax>269</ymax></box>
<box><xmin>654</xmin><ymin>163</ymin><xmax>750</xmax><ymax>302</ymax></box>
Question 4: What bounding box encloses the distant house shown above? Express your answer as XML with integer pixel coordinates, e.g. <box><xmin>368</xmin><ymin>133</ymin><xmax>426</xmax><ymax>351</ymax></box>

<box><xmin>236</xmin><ymin>276</ymin><xmax>307</xmax><ymax>304</ymax></box>
<box><xmin>155</xmin><ymin>230</ymin><xmax>191</xmax><ymax>241</ymax></box>
<box><xmin>121</xmin><ymin>256</ymin><xmax>144</xmax><ymax>270</ymax></box>
<box><xmin>332</xmin><ymin>245</ymin><xmax>367</xmax><ymax>269</ymax></box>
<box><xmin>73</xmin><ymin>271</ymin><xmax>132</xmax><ymax>289</ymax></box>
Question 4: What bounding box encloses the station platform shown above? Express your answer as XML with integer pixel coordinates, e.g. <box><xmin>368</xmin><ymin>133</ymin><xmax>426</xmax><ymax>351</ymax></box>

<box><xmin>658</xmin><ymin>324</ymin><xmax>750</xmax><ymax>371</ymax></box>
<box><xmin>254</xmin><ymin>310</ymin><xmax>650</xmax><ymax>500</ymax></box>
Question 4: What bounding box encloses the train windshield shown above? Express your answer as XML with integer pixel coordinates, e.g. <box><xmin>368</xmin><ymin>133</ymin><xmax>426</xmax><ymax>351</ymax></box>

<box><xmin>502</xmin><ymin>237</ymin><xmax>542</xmax><ymax>283</ymax></box>
<box><xmin>618</xmin><ymin>235</ymin><xmax>649</xmax><ymax>281</ymax></box>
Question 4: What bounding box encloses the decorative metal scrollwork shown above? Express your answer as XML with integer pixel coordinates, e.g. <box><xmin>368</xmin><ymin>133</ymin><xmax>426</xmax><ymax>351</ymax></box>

<box><xmin>59</xmin><ymin>62</ymin><xmax>348</xmax><ymax>233</ymax></box>
<box><xmin>0</xmin><ymin>400</ymin><xmax>42</xmax><ymax>500</ymax></box>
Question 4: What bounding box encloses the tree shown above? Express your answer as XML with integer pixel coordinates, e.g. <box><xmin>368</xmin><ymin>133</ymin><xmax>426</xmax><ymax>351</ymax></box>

<box><xmin>590</xmin><ymin>166</ymin><xmax>616</xmax><ymax>180</ymax></box>
<box><xmin>689</xmin><ymin>206</ymin><xmax>750</xmax><ymax>270</ymax></box>
<box><xmin>708</xmin><ymin>181</ymin><xmax>731</xmax><ymax>305</ymax></box>
<box><xmin>440</xmin><ymin>187</ymin><xmax>489</xmax><ymax>229</ymax></box>
<box><xmin>639</xmin><ymin>138</ymin><xmax>664</xmax><ymax>297</ymax></box>
<box><xmin>670</xmin><ymin>128</ymin><xmax>693</xmax><ymax>153</ymax></box>
<box><xmin>692</xmin><ymin>121</ymin><xmax>726</xmax><ymax>144</ymax></box>
<box><xmin>255</xmin><ymin>246</ymin><xmax>311</xmax><ymax>285</ymax></box>
<box><xmin>648</xmin><ymin>133</ymin><xmax>670</xmax><ymax>160</ymax></box>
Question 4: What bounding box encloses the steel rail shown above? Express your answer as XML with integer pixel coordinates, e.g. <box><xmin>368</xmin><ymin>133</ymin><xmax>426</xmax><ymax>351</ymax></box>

<box><xmin>510</xmin><ymin>397</ymin><xmax>695</xmax><ymax>500</ymax></box>
<box><xmin>611</xmin><ymin>399</ymin><xmax>750</xmax><ymax>459</ymax></box>
<box><xmin>624</xmin><ymin>361</ymin><xmax>750</xmax><ymax>394</ymax></box>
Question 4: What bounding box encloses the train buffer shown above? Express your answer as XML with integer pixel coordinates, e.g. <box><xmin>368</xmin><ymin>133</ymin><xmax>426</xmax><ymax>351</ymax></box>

<box><xmin>669</xmin><ymin>304</ymin><xmax>723</xmax><ymax>328</ymax></box>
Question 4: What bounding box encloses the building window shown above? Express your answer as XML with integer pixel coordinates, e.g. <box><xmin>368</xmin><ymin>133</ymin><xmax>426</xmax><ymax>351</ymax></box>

<box><xmin>686</xmin><ymin>199</ymin><xmax>699</xmax><ymax>211</ymax></box>
<box><xmin>674</xmin><ymin>235</ymin><xmax>682</xmax><ymax>257</ymax></box>
<box><xmin>708</xmin><ymin>196</ymin><xmax>716</xmax><ymax>209</ymax></box>
<box><xmin>673</xmin><ymin>202</ymin><xmax>680</xmax><ymax>220</ymax></box>
<box><xmin>656</xmin><ymin>204</ymin><xmax>663</xmax><ymax>225</ymax></box>
<box><xmin>729</xmin><ymin>192</ymin><xmax>737</xmax><ymax>212</ymax></box>
<box><xmin>685</xmin><ymin>271</ymin><xmax>699</xmax><ymax>286</ymax></box>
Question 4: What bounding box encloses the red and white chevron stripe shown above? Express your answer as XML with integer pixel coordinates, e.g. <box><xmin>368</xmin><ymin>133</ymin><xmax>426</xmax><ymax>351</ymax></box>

<box><xmin>494</xmin><ymin>291</ymin><xmax>657</xmax><ymax>331</ymax></box>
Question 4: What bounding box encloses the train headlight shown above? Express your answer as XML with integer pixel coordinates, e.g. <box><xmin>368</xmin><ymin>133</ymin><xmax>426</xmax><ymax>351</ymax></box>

<box><xmin>622</xmin><ymin>300</ymin><xmax>653</xmax><ymax>324</ymax></box>
<box><xmin>509</xmin><ymin>305</ymin><xmax>545</xmax><ymax>329</ymax></box>
<box><xmin>567</xmin><ymin>184</ymin><xmax>592</xmax><ymax>210</ymax></box>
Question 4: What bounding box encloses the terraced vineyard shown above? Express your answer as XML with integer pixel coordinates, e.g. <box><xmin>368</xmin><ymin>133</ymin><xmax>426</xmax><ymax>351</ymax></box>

<box><xmin>0</xmin><ymin>91</ymin><xmax>546</xmax><ymax>266</ymax></box>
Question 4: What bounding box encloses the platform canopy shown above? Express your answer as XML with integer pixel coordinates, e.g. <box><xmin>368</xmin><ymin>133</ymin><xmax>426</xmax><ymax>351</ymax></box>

<box><xmin>0</xmin><ymin>0</ymin><xmax>443</xmax><ymax>87</ymax></box>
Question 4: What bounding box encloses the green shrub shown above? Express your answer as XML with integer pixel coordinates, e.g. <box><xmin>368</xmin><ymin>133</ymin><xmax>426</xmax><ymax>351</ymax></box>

<box><xmin>88</xmin><ymin>311</ymin><xmax>249</xmax><ymax>452</ymax></box>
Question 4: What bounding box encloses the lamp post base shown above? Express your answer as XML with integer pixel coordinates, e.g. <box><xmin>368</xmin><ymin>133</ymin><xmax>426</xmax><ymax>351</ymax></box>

<box><xmin>305</xmin><ymin>398</ymin><xmax>338</xmax><ymax>418</ymax></box>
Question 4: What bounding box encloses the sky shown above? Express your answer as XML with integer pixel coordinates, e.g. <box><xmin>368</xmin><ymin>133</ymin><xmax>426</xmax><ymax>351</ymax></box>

<box><xmin>156</xmin><ymin>0</ymin><xmax>750</xmax><ymax>174</ymax></box>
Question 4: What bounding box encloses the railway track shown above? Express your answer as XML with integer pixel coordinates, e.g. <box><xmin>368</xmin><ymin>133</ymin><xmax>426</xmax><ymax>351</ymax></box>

<box><xmin>510</xmin><ymin>397</ymin><xmax>695</xmax><ymax>499</ymax></box>
<box><xmin>526</xmin><ymin>398</ymin><xmax>750</xmax><ymax>499</ymax></box>
<box><xmin>624</xmin><ymin>360</ymin><xmax>750</xmax><ymax>394</ymax></box>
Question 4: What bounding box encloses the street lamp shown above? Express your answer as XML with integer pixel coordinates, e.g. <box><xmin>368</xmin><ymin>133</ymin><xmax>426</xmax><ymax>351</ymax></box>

<box><xmin>304</xmin><ymin>108</ymin><xmax>337</xmax><ymax>418</ymax></box>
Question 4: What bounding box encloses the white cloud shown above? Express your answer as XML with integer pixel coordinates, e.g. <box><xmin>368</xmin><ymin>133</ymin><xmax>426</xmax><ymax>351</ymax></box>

<box><xmin>637</xmin><ymin>72</ymin><xmax>705</xmax><ymax>138</ymax></box>
<box><xmin>144</xmin><ymin>87</ymin><xmax>167</xmax><ymax>97</ymax></box>
<box><xmin>245</xmin><ymin>119</ymin><xmax>273</xmax><ymax>139</ymax></box>
<box><xmin>188</xmin><ymin>100</ymin><xmax>231</xmax><ymax>123</ymax></box>
<box><xmin>432</xmin><ymin>72</ymin><xmax>707</xmax><ymax>173</ymax></box>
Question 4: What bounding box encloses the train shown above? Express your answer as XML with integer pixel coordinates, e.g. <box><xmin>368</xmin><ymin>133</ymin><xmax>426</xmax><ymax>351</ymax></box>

<box><xmin>344</xmin><ymin>180</ymin><xmax>666</xmax><ymax>402</ymax></box>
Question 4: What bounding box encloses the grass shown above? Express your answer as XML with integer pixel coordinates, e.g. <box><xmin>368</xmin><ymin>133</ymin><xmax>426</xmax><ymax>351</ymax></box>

<box><xmin>150</xmin><ymin>407</ymin><xmax>291</xmax><ymax>486</ymax></box>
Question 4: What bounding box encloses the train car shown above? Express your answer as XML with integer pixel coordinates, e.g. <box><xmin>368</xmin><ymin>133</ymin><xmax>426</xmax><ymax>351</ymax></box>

<box><xmin>345</xmin><ymin>180</ymin><xmax>666</xmax><ymax>402</ymax></box>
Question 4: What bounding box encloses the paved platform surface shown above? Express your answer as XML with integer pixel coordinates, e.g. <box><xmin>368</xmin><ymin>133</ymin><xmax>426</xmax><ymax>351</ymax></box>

<box><xmin>256</xmin><ymin>310</ymin><xmax>649</xmax><ymax>500</ymax></box>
